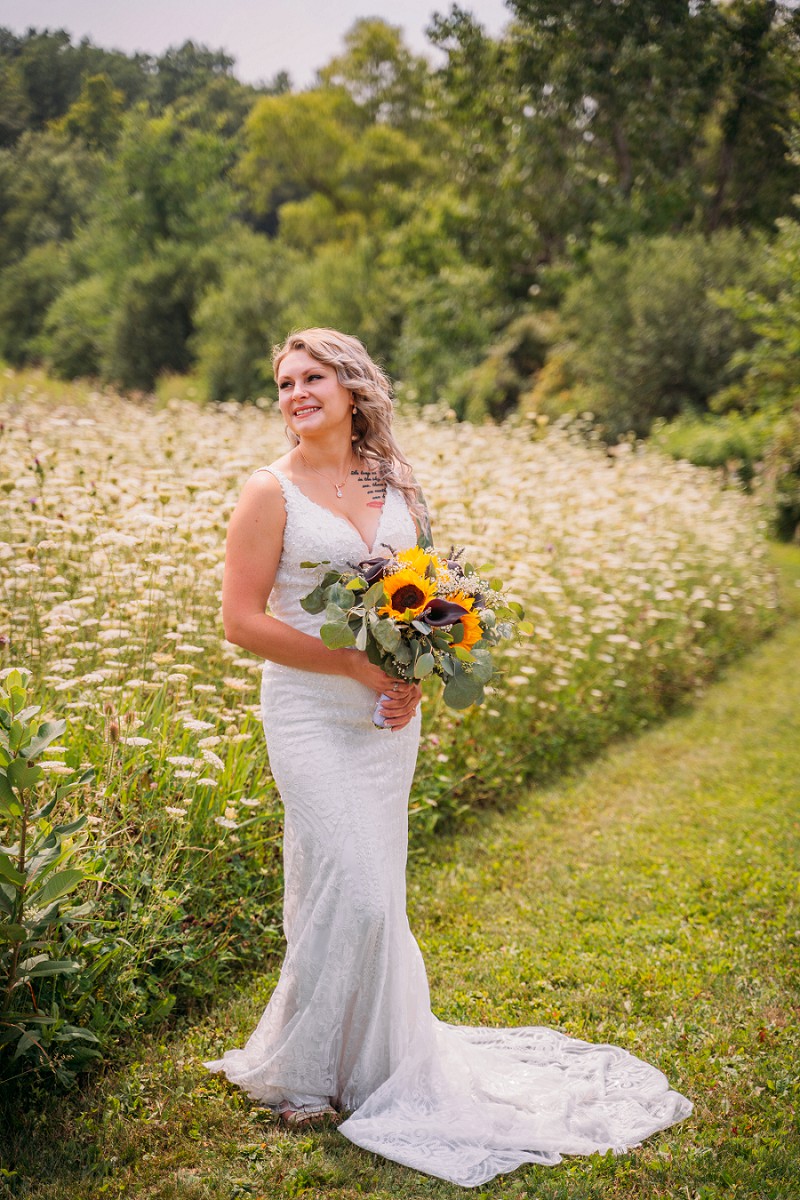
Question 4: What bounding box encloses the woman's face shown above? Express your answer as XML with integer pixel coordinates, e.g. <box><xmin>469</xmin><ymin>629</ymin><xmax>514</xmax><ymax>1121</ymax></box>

<box><xmin>276</xmin><ymin>350</ymin><xmax>353</xmax><ymax>440</ymax></box>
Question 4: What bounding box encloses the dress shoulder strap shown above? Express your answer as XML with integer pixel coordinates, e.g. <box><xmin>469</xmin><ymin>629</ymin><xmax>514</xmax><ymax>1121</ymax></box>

<box><xmin>251</xmin><ymin>464</ymin><xmax>288</xmax><ymax>487</ymax></box>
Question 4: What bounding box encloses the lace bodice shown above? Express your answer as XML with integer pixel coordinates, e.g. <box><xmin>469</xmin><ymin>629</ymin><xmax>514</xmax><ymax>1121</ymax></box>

<box><xmin>257</xmin><ymin>467</ymin><xmax>417</xmax><ymax>637</ymax></box>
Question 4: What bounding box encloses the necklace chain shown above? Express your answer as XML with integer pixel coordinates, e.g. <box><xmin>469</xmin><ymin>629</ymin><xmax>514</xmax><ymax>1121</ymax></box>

<box><xmin>298</xmin><ymin>449</ymin><xmax>353</xmax><ymax>499</ymax></box>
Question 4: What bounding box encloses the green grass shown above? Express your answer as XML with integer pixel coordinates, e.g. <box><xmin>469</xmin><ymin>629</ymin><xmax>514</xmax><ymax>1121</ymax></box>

<box><xmin>3</xmin><ymin>547</ymin><xmax>800</xmax><ymax>1200</ymax></box>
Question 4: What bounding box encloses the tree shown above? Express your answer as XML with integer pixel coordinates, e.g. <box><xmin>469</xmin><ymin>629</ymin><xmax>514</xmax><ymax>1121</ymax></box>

<box><xmin>52</xmin><ymin>73</ymin><xmax>124</xmax><ymax>152</ymax></box>
<box><xmin>0</xmin><ymin>242</ymin><xmax>71</xmax><ymax>364</ymax></box>
<box><xmin>506</xmin><ymin>0</ymin><xmax>721</xmax><ymax>219</ymax></box>
<box><xmin>238</xmin><ymin>89</ymin><xmax>361</xmax><ymax>221</ymax></box>
<box><xmin>147</xmin><ymin>41</ymin><xmax>236</xmax><ymax>109</ymax></box>
<box><xmin>702</xmin><ymin>1</ymin><xmax>800</xmax><ymax>231</ymax></box>
<box><xmin>712</xmin><ymin>207</ymin><xmax>800</xmax><ymax>411</ymax></box>
<box><xmin>47</xmin><ymin>108</ymin><xmax>238</xmax><ymax>389</ymax></box>
<box><xmin>318</xmin><ymin>18</ymin><xmax>430</xmax><ymax>129</ymax></box>
<box><xmin>0</xmin><ymin>130</ymin><xmax>99</xmax><ymax>269</ymax></box>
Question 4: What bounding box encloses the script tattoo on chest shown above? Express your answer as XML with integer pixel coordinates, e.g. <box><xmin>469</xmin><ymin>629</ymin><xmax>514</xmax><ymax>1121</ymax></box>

<box><xmin>351</xmin><ymin>468</ymin><xmax>387</xmax><ymax>509</ymax></box>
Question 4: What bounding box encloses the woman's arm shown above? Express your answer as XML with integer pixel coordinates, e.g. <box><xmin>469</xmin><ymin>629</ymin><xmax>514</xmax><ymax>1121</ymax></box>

<box><xmin>222</xmin><ymin>471</ymin><xmax>420</xmax><ymax>727</ymax></box>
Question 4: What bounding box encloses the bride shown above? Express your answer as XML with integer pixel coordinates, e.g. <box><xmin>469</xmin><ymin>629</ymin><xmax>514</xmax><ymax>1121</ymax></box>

<box><xmin>204</xmin><ymin>328</ymin><xmax>692</xmax><ymax>1187</ymax></box>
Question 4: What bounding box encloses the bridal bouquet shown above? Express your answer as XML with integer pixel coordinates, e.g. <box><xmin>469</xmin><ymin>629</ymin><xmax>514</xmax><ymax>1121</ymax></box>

<box><xmin>300</xmin><ymin>542</ymin><xmax>531</xmax><ymax>711</ymax></box>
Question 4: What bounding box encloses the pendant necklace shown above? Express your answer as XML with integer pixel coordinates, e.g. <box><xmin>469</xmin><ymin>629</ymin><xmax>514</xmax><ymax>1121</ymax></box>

<box><xmin>298</xmin><ymin>449</ymin><xmax>353</xmax><ymax>499</ymax></box>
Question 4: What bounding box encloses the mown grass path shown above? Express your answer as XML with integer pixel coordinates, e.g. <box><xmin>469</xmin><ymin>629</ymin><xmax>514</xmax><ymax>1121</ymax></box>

<box><xmin>6</xmin><ymin>548</ymin><xmax>800</xmax><ymax>1200</ymax></box>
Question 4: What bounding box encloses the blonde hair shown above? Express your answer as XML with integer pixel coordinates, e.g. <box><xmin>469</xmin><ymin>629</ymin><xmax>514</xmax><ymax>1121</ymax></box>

<box><xmin>272</xmin><ymin>328</ymin><xmax>421</xmax><ymax>518</ymax></box>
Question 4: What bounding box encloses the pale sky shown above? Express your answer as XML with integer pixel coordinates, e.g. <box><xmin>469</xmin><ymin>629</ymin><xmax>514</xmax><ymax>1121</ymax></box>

<box><xmin>0</xmin><ymin>0</ymin><xmax>512</xmax><ymax>87</ymax></box>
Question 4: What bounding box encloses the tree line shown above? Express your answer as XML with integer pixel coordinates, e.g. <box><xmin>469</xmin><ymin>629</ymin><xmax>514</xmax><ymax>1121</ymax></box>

<box><xmin>1</xmin><ymin>4</ymin><xmax>799</xmax><ymax>532</ymax></box>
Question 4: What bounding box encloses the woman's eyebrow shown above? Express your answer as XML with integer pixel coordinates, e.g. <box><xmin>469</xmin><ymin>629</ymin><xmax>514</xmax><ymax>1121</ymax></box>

<box><xmin>278</xmin><ymin>366</ymin><xmax>325</xmax><ymax>383</ymax></box>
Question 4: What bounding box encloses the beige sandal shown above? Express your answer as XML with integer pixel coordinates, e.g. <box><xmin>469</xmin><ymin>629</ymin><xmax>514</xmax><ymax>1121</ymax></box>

<box><xmin>278</xmin><ymin>1103</ymin><xmax>340</xmax><ymax>1128</ymax></box>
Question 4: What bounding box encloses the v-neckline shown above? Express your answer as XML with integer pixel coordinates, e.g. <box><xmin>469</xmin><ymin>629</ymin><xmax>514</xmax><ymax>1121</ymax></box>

<box><xmin>275</xmin><ymin>469</ymin><xmax>389</xmax><ymax>556</ymax></box>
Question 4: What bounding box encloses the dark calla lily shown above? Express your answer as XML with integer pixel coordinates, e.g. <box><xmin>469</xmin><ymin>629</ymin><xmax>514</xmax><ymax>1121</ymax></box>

<box><xmin>358</xmin><ymin>556</ymin><xmax>390</xmax><ymax>585</ymax></box>
<box><xmin>420</xmin><ymin>598</ymin><xmax>470</xmax><ymax>626</ymax></box>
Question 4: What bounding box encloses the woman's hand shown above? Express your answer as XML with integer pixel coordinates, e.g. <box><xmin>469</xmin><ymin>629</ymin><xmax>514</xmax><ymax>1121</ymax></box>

<box><xmin>376</xmin><ymin>679</ymin><xmax>422</xmax><ymax>731</ymax></box>
<box><xmin>341</xmin><ymin>651</ymin><xmax>422</xmax><ymax>731</ymax></box>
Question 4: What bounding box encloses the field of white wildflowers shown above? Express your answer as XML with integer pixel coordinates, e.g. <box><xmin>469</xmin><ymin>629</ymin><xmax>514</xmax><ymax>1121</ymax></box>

<box><xmin>0</xmin><ymin>370</ymin><xmax>779</xmax><ymax>1080</ymax></box>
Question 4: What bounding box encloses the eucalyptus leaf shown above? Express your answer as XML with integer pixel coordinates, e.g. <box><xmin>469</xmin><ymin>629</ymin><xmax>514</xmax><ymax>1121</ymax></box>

<box><xmin>325</xmin><ymin>583</ymin><xmax>352</xmax><ymax>610</ymax></box>
<box><xmin>443</xmin><ymin>671</ymin><xmax>482</xmax><ymax>709</ymax></box>
<box><xmin>471</xmin><ymin>650</ymin><xmax>494</xmax><ymax>684</ymax></box>
<box><xmin>373</xmin><ymin>620</ymin><xmax>402</xmax><ymax>654</ymax></box>
<box><xmin>300</xmin><ymin>586</ymin><xmax>326</xmax><ymax>614</ymax></box>
<box><xmin>415</xmin><ymin>653</ymin><xmax>436</xmax><ymax>678</ymax></box>
<box><xmin>362</xmin><ymin>580</ymin><xmax>386</xmax><ymax>610</ymax></box>
<box><xmin>319</xmin><ymin>621</ymin><xmax>356</xmax><ymax>649</ymax></box>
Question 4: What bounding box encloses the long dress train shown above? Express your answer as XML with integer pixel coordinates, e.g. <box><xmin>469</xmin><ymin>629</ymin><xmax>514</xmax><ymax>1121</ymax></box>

<box><xmin>204</xmin><ymin>467</ymin><xmax>692</xmax><ymax>1187</ymax></box>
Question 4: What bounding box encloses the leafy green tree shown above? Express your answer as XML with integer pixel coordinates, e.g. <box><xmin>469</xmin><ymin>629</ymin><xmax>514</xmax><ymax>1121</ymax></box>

<box><xmin>712</xmin><ymin>207</ymin><xmax>800</xmax><ymax>411</ymax></box>
<box><xmin>318</xmin><ymin>18</ymin><xmax>430</xmax><ymax>130</ymax></box>
<box><xmin>0</xmin><ymin>130</ymin><xmax>99</xmax><ymax>270</ymax></box>
<box><xmin>0</xmin><ymin>243</ymin><xmax>71</xmax><ymax>365</ymax></box>
<box><xmin>39</xmin><ymin>274</ymin><xmax>112</xmax><ymax>378</ymax></box>
<box><xmin>393</xmin><ymin>263</ymin><xmax>504</xmax><ymax>404</ymax></box>
<box><xmin>52</xmin><ymin>73</ymin><xmax>125</xmax><ymax>152</ymax></box>
<box><xmin>426</xmin><ymin>9</ymin><xmax>540</xmax><ymax>290</ymax></box>
<box><xmin>0</xmin><ymin>53</ymin><xmax>31</xmax><ymax>146</ymax></box>
<box><xmin>4</xmin><ymin>28</ymin><xmax>82</xmax><ymax>129</ymax></box>
<box><xmin>148</xmin><ymin>41</ymin><xmax>237</xmax><ymax>109</ymax></box>
<box><xmin>192</xmin><ymin>231</ymin><xmax>292</xmax><ymax>401</ymax></box>
<box><xmin>91</xmin><ymin>108</ymin><xmax>235</xmax><ymax>263</ymax></box>
<box><xmin>238</xmin><ymin>88</ymin><xmax>361</xmax><ymax>223</ymax></box>
<box><xmin>44</xmin><ymin>108</ymin><xmax>237</xmax><ymax>389</ymax></box>
<box><xmin>104</xmin><ymin>245</ymin><xmax>215</xmax><ymax>389</ymax></box>
<box><xmin>701</xmin><ymin>1</ymin><xmax>800</xmax><ymax>231</ymax></box>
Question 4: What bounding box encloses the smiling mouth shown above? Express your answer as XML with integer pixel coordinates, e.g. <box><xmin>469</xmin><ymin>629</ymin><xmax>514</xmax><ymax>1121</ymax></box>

<box><xmin>293</xmin><ymin>405</ymin><xmax>321</xmax><ymax>417</ymax></box>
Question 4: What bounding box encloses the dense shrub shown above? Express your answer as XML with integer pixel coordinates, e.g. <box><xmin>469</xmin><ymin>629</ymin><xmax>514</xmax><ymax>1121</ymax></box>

<box><xmin>558</xmin><ymin>230</ymin><xmax>768</xmax><ymax>437</ymax></box>
<box><xmin>711</xmin><ymin>211</ymin><xmax>800</xmax><ymax>415</ymax></box>
<box><xmin>447</xmin><ymin>314</ymin><xmax>552</xmax><ymax>422</ymax></box>
<box><xmin>392</xmin><ymin>265</ymin><xmax>503</xmax><ymax>405</ymax></box>
<box><xmin>650</xmin><ymin>407</ymin><xmax>781</xmax><ymax>486</ymax></box>
<box><xmin>0</xmin><ymin>244</ymin><xmax>72</xmax><ymax>366</ymax></box>
<box><xmin>102</xmin><ymin>246</ymin><xmax>220</xmax><ymax>392</ymax></box>
<box><xmin>41</xmin><ymin>274</ymin><xmax>112</xmax><ymax>379</ymax></box>
<box><xmin>763</xmin><ymin>403</ymin><xmax>800</xmax><ymax>541</ymax></box>
<box><xmin>192</xmin><ymin>237</ymin><xmax>287</xmax><ymax>402</ymax></box>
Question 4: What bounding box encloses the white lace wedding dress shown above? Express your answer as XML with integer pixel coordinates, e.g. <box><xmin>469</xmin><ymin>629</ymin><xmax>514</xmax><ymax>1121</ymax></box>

<box><xmin>204</xmin><ymin>467</ymin><xmax>692</xmax><ymax>1187</ymax></box>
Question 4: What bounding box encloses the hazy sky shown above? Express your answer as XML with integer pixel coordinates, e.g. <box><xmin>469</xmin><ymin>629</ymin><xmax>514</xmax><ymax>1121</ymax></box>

<box><xmin>1</xmin><ymin>0</ymin><xmax>512</xmax><ymax>87</ymax></box>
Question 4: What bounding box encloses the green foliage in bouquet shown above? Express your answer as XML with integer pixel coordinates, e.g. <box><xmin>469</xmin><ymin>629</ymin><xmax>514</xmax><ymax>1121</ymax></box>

<box><xmin>300</xmin><ymin>540</ymin><xmax>531</xmax><ymax>709</ymax></box>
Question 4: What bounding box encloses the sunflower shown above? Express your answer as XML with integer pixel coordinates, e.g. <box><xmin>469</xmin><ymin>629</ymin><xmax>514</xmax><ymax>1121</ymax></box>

<box><xmin>445</xmin><ymin>590</ymin><xmax>483</xmax><ymax>650</ymax></box>
<box><xmin>396</xmin><ymin>545</ymin><xmax>446</xmax><ymax>581</ymax></box>
<box><xmin>379</xmin><ymin>568</ymin><xmax>438</xmax><ymax>620</ymax></box>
